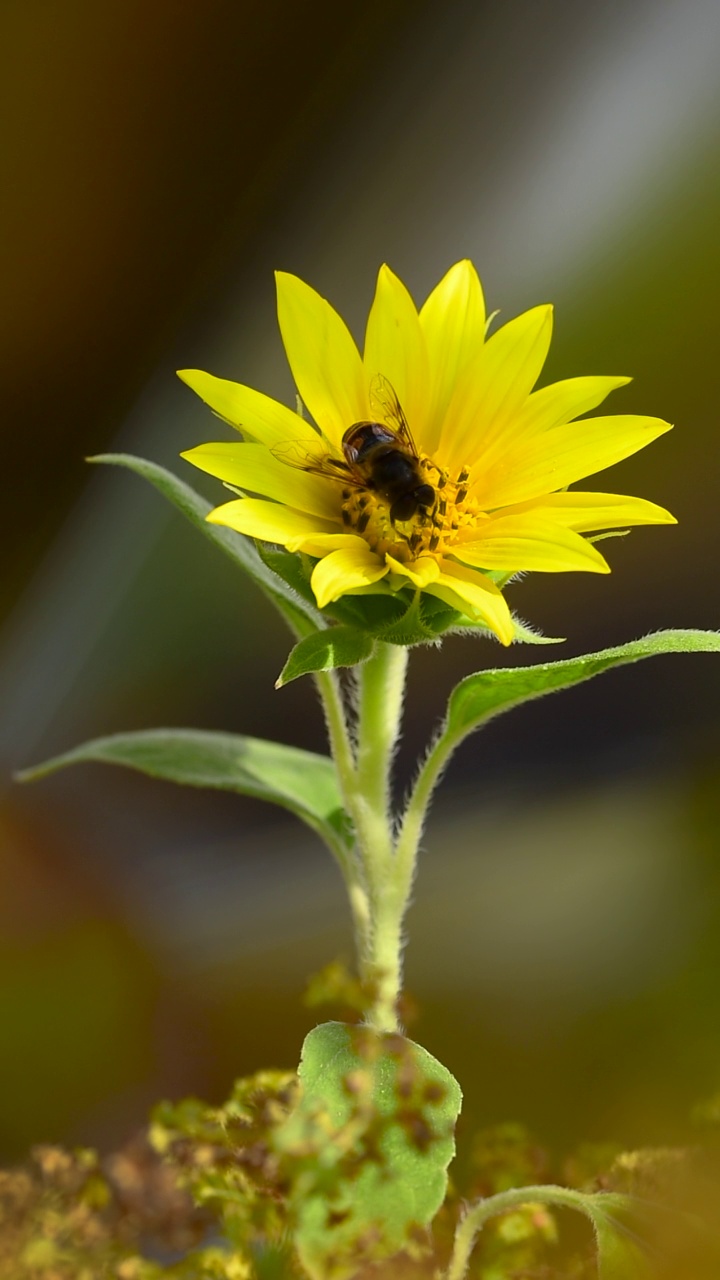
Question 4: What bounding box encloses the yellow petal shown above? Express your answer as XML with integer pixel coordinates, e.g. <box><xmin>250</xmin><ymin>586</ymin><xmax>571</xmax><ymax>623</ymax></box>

<box><xmin>472</xmin><ymin>375</ymin><xmax>632</xmax><ymax>473</ymax></box>
<box><xmin>500</xmin><ymin>490</ymin><xmax>677</xmax><ymax>531</ymax></box>
<box><xmin>311</xmin><ymin>545</ymin><xmax>388</xmax><ymax>609</ymax></box>
<box><xmin>441</xmin><ymin>303</ymin><xmax>554</xmax><ymax>472</ymax></box>
<box><xmin>472</xmin><ymin>414</ymin><xmax>673</xmax><ymax>508</ymax></box>
<box><xmin>385</xmin><ymin>553</ymin><xmax>441</xmax><ymax>587</ymax></box>
<box><xmin>181</xmin><ymin>442</ymin><xmax>340</xmax><ymax>519</ymax></box>
<box><xmin>425</xmin><ymin>562</ymin><xmax>514</xmax><ymax>645</ymax></box>
<box><xmin>452</xmin><ymin>515</ymin><xmax>610</xmax><ymax>574</ymax></box>
<box><xmin>289</xmin><ymin>532</ymin><xmax>369</xmax><ymax>555</ymax></box>
<box><xmin>177</xmin><ymin>369</ymin><xmax>317</xmax><ymax>447</ymax></box>
<box><xmin>364</xmin><ymin>265</ymin><xmax>429</xmax><ymax>445</ymax></box>
<box><xmin>518</xmin><ymin>375</ymin><xmax>632</xmax><ymax>434</ymax></box>
<box><xmin>275</xmin><ymin>272</ymin><xmax>368</xmax><ymax>447</ymax></box>
<box><xmin>207</xmin><ymin>497</ymin><xmax>337</xmax><ymax>545</ymax></box>
<box><xmin>419</xmin><ymin>260</ymin><xmax>485</xmax><ymax>453</ymax></box>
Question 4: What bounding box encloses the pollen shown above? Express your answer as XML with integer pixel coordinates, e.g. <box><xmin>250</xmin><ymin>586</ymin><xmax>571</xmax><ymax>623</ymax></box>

<box><xmin>341</xmin><ymin>458</ymin><xmax>482</xmax><ymax>564</ymax></box>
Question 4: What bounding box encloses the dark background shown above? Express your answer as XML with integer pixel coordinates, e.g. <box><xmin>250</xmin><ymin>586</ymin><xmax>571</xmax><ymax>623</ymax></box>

<box><xmin>2</xmin><ymin>0</ymin><xmax>720</xmax><ymax>1165</ymax></box>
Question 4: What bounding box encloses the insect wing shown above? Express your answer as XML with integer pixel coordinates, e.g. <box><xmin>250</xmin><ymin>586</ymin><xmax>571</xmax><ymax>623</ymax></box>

<box><xmin>271</xmin><ymin>440</ymin><xmax>354</xmax><ymax>484</ymax></box>
<box><xmin>369</xmin><ymin>373</ymin><xmax>419</xmax><ymax>456</ymax></box>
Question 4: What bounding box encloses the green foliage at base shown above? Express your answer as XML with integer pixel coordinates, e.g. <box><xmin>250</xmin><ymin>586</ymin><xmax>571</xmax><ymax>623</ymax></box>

<box><xmin>277</xmin><ymin>1022</ymin><xmax>462</xmax><ymax>1278</ymax></box>
<box><xmin>3</xmin><ymin>1058</ymin><xmax>719</xmax><ymax>1279</ymax></box>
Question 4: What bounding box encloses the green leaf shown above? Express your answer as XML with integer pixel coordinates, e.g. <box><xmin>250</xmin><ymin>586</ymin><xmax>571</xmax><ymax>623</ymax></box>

<box><xmin>509</xmin><ymin>616</ymin><xmax>566</xmax><ymax>645</ymax></box>
<box><xmin>90</xmin><ymin>453</ymin><xmax>323</xmax><ymax>636</ymax></box>
<box><xmin>330</xmin><ymin>589</ymin><xmax>463</xmax><ymax>646</ymax></box>
<box><xmin>585</xmin><ymin>1193</ymin><xmax>655</xmax><ymax>1279</ymax></box>
<box><xmin>276</xmin><ymin>1022</ymin><xmax>462</xmax><ymax>1279</ymax></box>
<box><xmin>450</xmin><ymin>1186</ymin><xmax>657</xmax><ymax>1280</ymax></box>
<box><xmin>17</xmin><ymin>729</ymin><xmax>350</xmax><ymax>848</ymax></box>
<box><xmin>374</xmin><ymin>590</ymin><xmax>461</xmax><ymax>645</ymax></box>
<box><xmin>261</xmin><ymin>552</ymin><xmax>466</xmax><ymax>647</ymax></box>
<box><xmin>450</xmin><ymin>614</ymin><xmax>566</xmax><ymax>646</ymax></box>
<box><xmin>256</xmin><ymin>544</ymin><xmax>321</xmax><ymax>609</ymax></box>
<box><xmin>277</xmin><ymin>627</ymin><xmax>375</xmax><ymax>687</ymax></box>
<box><xmin>324</xmin><ymin>588</ymin><xmax>413</xmax><ymax>633</ymax></box>
<box><xmin>444</xmin><ymin>629</ymin><xmax>720</xmax><ymax>742</ymax></box>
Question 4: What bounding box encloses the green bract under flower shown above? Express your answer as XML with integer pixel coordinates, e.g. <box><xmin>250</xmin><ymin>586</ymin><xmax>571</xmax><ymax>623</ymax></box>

<box><xmin>180</xmin><ymin>261</ymin><xmax>675</xmax><ymax>645</ymax></box>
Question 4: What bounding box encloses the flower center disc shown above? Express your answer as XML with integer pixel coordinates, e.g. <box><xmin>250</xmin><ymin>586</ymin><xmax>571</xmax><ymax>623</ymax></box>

<box><xmin>341</xmin><ymin>457</ymin><xmax>478</xmax><ymax>563</ymax></box>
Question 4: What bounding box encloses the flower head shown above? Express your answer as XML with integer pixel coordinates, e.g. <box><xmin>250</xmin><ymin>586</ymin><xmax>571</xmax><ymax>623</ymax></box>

<box><xmin>180</xmin><ymin>262</ymin><xmax>675</xmax><ymax>645</ymax></box>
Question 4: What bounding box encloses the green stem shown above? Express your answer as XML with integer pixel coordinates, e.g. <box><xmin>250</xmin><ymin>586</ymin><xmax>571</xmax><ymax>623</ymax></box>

<box><xmin>315</xmin><ymin>668</ymin><xmax>357</xmax><ymax>804</ymax></box>
<box><xmin>394</xmin><ymin>726</ymin><xmax>461</xmax><ymax>906</ymax></box>
<box><xmin>364</xmin><ymin>883</ymin><xmax>406</xmax><ymax>1032</ymax></box>
<box><xmin>446</xmin><ymin>1184</ymin><xmax>599</xmax><ymax>1280</ymax></box>
<box><xmin>314</xmin><ymin>668</ymin><xmax>371</xmax><ymax>961</ymax></box>
<box><xmin>316</xmin><ymin>643</ymin><xmax>419</xmax><ymax>1033</ymax></box>
<box><xmin>355</xmin><ymin>643</ymin><xmax>408</xmax><ymax>823</ymax></box>
<box><xmin>351</xmin><ymin>642</ymin><xmax>409</xmax><ymax>1033</ymax></box>
<box><xmin>354</xmin><ymin>643</ymin><xmax>407</xmax><ymax>878</ymax></box>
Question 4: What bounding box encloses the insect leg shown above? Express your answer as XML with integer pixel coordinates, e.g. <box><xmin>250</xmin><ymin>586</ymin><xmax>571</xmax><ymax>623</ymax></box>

<box><xmin>455</xmin><ymin>466</ymin><xmax>470</xmax><ymax>504</ymax></box>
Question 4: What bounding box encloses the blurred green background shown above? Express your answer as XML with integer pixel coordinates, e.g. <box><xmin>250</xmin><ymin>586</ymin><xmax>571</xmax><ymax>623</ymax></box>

<box><xmin>2</xmin><ymin>0</ymin><xmax>720</xmax><ymax>1167</ymax></box>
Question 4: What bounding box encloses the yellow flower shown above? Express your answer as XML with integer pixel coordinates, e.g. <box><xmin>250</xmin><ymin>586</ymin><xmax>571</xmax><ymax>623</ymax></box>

<box><xmin>179</xmin><ymin>262</ymin><xmax>675</xmax><ymax>645</ymax></box>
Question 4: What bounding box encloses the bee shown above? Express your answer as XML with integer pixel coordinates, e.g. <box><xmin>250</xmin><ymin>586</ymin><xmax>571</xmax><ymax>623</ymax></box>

<box><xmin>272</xmin><ymin>375</ymin><xmax>436</xmax><ymax>529</ymax></box>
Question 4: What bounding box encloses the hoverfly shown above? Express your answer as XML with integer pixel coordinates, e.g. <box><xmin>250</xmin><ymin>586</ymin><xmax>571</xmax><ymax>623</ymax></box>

<box><xmin>271</xmin><ymin>374</ymin><xmax>435</xmax><ymax>527</ymax></box>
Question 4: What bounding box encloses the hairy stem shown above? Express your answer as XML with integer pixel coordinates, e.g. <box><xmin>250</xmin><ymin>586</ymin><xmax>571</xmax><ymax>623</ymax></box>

<box><xmin>314</xmin><ymin>668</ymin><xmax>371</xmax><ymax>960</ymax></box>
<box><xmin>315</xmin><ymin>668</ymin><xmax>356</xmax><ymax>797</ymax></box>
<box><xmin>352</xmin><ymin>642</ymin><xmax>409</xmax><ymax>1032</ymax></box>
<box><xmin>394</xmin><ymin>725</ymin><xmax>461</xmax><ymax>906</ymax></box>
<box><xmin>446</xmin><ymin>1184</ymin><xmax>600</xmax><ymax>1280</ymax></box>
<box><xmin>354</xmin><ymin>643</ymin><xmax>407</xmax><ymax>877</ymax></box>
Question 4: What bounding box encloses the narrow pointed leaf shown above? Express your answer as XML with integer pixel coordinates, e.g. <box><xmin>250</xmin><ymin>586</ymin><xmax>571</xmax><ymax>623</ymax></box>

<box><xmin>327</xmin><ymin>588</ymin><xmax>457</xmax><ymax>641</ymax></box>
<box><xmin>90</xmin><ymin>453</ymin><xmax>323</xmax><ymax>635</ymax></box>
<box><xmin>444</xmin><ymin>629</ymin><xmax>720</xmax><ymax>741</ymax></box>
<box><xmin>277</xmin><ymin>627</ymin><xmax>375</xmax><ymax>686</ymax></box>
<box><xmin>450</xmin><ymin>615</ymin><xmax>566</xmax><ymax>645</ymax></box>
<box><xmin>257</xmin><ymin>544</ymin><xmax>321</xmax><ymax>607</ymax></box>
<box><xmin>586</xmin><ymin>1194</ymin><xmax>655</xmax><ymax>1279</ymax></box>
<box><xmin>17</xmin><ymin>729</ymin><xmax>350</xmax><ymax>847</ymax></box>
<box><xmin>509</xmin><ymin>617</ymin><xmax>566</xmax><ymax>644</ymax></box>
<box><xmin>375</xmin><ymin>591</ymin><xmax>461</xmax><ymax>644</ymax></box>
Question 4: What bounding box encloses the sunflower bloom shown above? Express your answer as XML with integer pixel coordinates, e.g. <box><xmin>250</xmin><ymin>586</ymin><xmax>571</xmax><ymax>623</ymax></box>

<box><xmin>179</xmin><ymin>262</ymin><xmax>675</xmax><ymax>645</ymax></box>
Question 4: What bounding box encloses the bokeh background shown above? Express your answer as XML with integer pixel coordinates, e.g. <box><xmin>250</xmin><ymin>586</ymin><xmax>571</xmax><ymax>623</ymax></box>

<box><xmin>3</xmin><ymin>0</ymin><xmax>720</xmax><ymax>1169</ymax></box>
